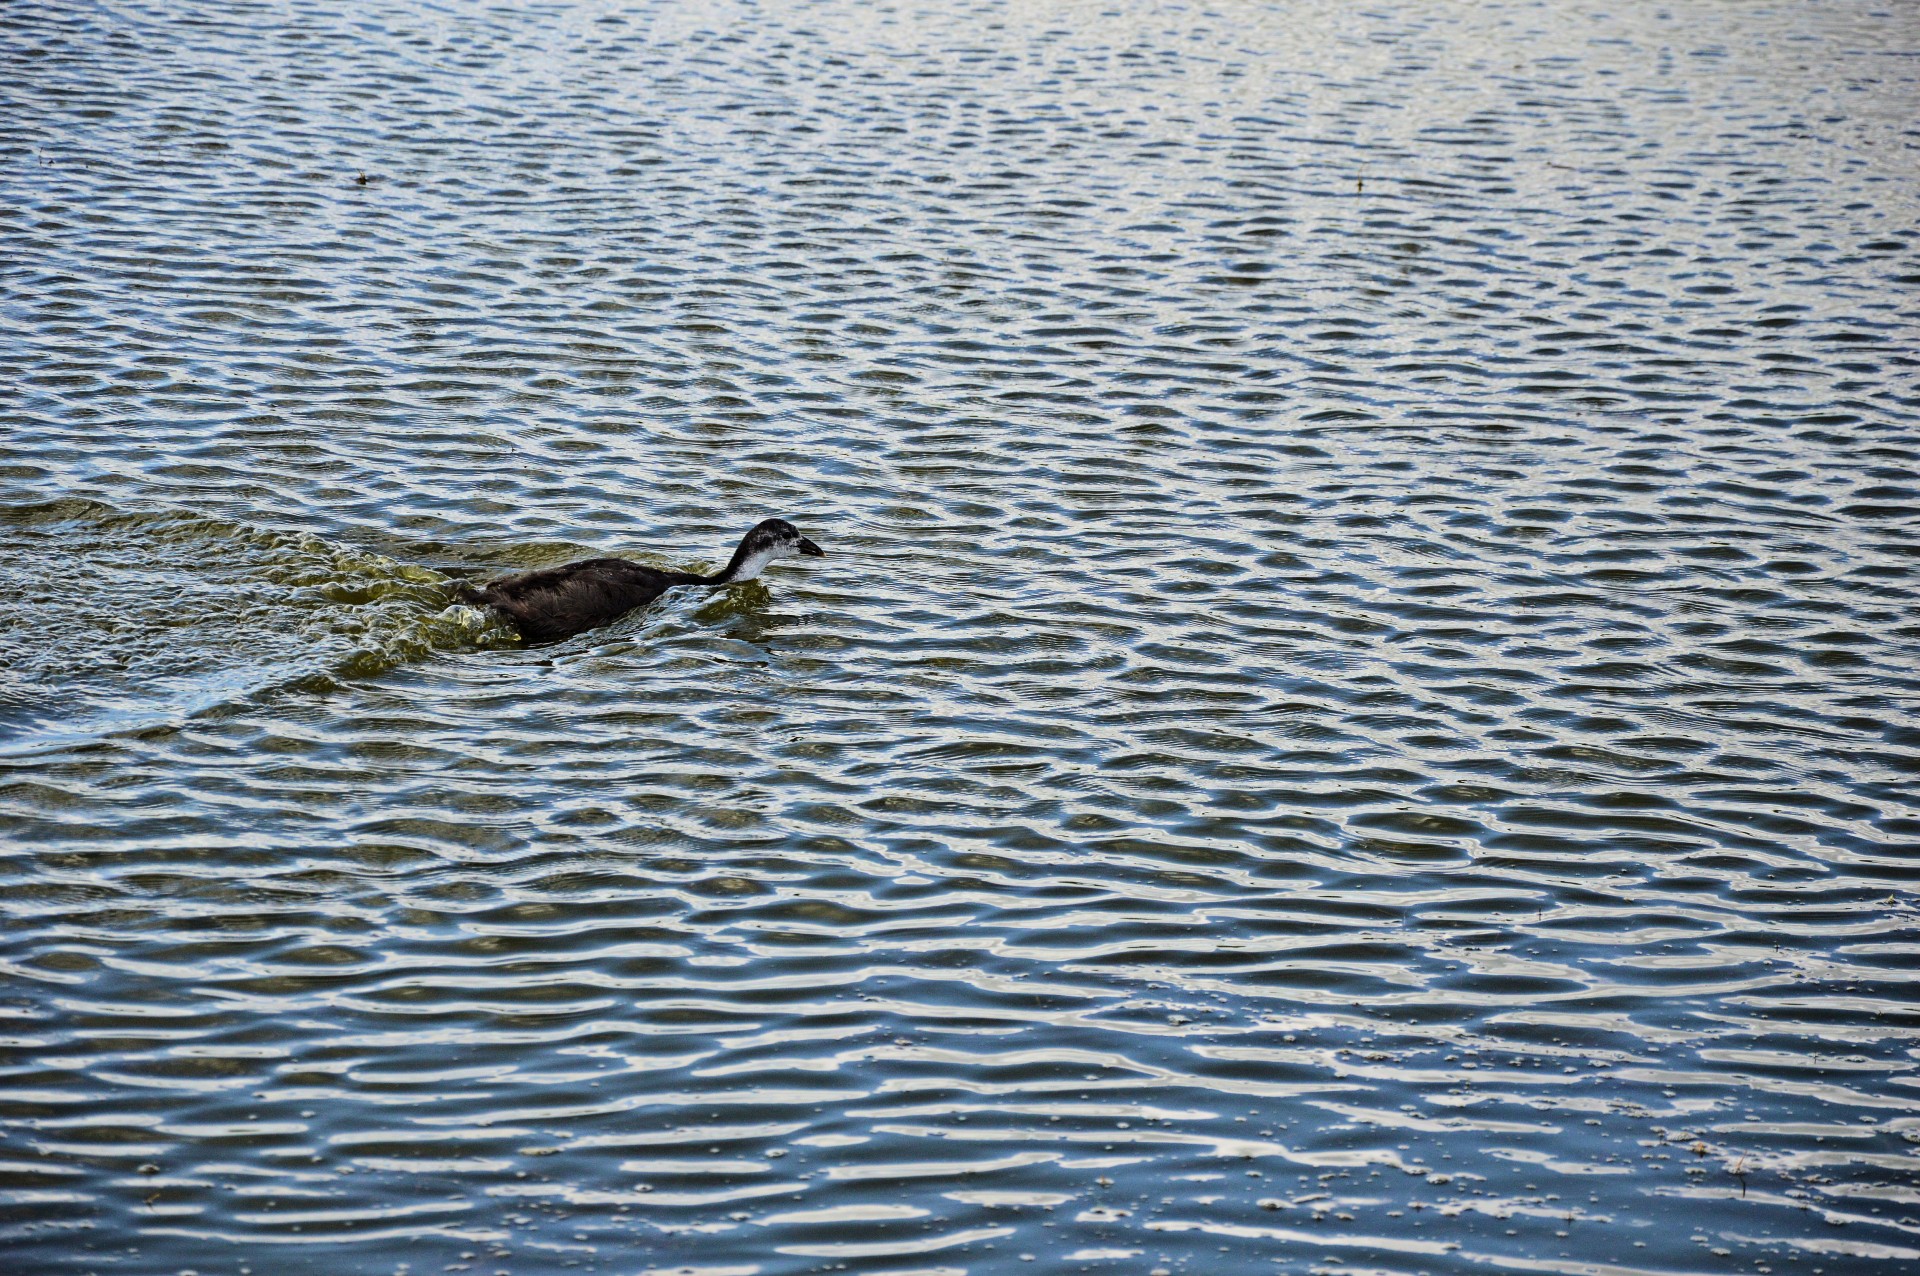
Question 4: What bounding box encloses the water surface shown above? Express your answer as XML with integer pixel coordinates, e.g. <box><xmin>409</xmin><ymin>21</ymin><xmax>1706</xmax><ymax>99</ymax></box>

<box><xmin>4</xmin><ymin>1</ymin><xmax>1919</xmax><ymax>1273</ymax></box>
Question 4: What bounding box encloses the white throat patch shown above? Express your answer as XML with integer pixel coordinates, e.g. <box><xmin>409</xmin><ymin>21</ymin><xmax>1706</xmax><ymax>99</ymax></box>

<box><xmin>726</xmin><ymin>544</ymin><xmax>782</xmax><ymax>583</ymax></box>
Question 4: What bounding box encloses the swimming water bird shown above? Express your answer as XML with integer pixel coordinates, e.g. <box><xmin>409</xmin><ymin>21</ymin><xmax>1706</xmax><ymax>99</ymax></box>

<box><xmin>462</xmin><ymin>517</ymin><xmax>823</xmax><ymax>643</ymax></box>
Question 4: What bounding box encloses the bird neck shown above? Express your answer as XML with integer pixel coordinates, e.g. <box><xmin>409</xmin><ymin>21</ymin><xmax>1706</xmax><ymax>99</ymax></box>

<box><xmin>710</xmin><ymin>542</ymin><xmax>778</xmax><ymax>585</ymax></box>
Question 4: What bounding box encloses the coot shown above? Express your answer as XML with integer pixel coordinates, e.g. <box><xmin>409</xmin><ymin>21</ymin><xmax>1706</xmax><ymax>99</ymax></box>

<box><xmin>463</xmin><ymin>517</ymin><xmax>823</xmax><ymax>643</ymax></box>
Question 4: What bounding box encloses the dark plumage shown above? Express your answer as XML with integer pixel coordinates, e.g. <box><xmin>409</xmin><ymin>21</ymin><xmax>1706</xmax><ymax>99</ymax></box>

<box><xmin>461</xmin><ymin>517</ymin><xmax>823</xmax><ymax>643</ymax></box>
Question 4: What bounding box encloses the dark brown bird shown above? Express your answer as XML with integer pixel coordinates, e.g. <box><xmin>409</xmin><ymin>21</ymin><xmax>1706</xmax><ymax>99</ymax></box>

<box><xmin>462</xmin><ymin>517</ymin><xmax>823</xmax><ymax>643</ymax></box>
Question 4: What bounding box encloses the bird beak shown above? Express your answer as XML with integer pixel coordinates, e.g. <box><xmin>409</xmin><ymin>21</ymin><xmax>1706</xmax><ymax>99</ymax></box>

<box><xmin>797</xmin><ymin>537</ymin><xmax>824</xmax><ymax>557</ymax></box>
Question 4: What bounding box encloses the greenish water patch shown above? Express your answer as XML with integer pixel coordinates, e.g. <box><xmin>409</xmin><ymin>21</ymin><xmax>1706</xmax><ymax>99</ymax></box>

<box><xmin>0</xmin><ymin>498</ymin><xmax>515</xmax><ymax>746</ymax></box>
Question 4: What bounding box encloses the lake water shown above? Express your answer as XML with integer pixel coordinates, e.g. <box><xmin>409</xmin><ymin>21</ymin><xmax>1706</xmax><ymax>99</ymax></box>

<box><xmin>4</xmin><ymin>1</ymin><xmax>1918</xmax><ymax>1273</ymax></box>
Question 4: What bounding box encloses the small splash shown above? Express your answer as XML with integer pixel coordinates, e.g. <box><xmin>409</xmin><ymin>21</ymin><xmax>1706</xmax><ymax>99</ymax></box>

<box><xmin>335</xmin><ymin>602</ymin><xmax>519</xmax><ymax>679</ymax></box>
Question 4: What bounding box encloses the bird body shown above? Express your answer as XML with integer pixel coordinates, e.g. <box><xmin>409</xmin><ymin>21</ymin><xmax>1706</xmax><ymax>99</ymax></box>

<box><xmin>463</xmin><ymin>517</ymin><xmax>822</xmax><ymax>643</ymax></box>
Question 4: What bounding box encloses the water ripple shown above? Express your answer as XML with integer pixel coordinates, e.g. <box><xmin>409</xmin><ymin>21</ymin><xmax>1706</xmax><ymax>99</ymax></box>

<box><xmin>4</xmin><ymin>0</ymin><xmax>1919</xmax><ymax>1273</ymax></box>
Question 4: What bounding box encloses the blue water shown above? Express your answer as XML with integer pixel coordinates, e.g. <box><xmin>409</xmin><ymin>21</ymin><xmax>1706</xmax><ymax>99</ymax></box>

<box><xmin>3</xmin><ymin>1</ymin><xmax>1919</xmax><ymax>1273</ymax></box>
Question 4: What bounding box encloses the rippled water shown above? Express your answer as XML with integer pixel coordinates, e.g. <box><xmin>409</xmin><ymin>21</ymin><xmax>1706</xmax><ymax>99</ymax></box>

<box><xmin>4</xmin><ymin>0</ymin><xmax>1919</xmax><ymax>1272</ymax></box>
